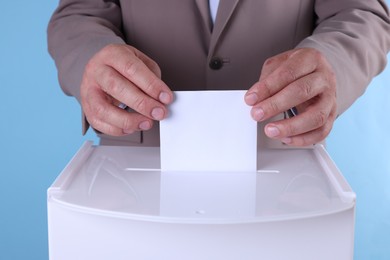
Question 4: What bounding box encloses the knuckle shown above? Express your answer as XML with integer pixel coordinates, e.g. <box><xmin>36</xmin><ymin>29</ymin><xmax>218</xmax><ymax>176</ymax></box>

<box><xmin>102</xmin><ymin>70</ymin><xmax>116</xmax><ymax>91</ymax></box>
<box><xmin>262</xmin><ymin>79</ymin><xmax>273</xmax><ymax>96</ymax></box>
<box><xmin>89</xmin><ymin>117</ymin><xmax>102</xmax><ymax>131</ymax></box>
<box><xmin>83</xmin><ymin>63</ymin><xmax>99</xmax><ymax>83</ymax></box>
<box><xmin>133</xmin><ymin>96</ymin><xmax>148</xmax><ymax>112</ymax></box>
<box><xmin>148</xmin><ymin>59</ymin><xmax>161</xmax><ymax>76</ymax></box>
<box><xmin>268</xmin><ymin>100</ymin><xmax>280</xmax><ymax>114</ymax></box>
<box><xmin>124</xmin><ymin>59</ymin><xmax>139</xmax><ymax>78</ymax></box>
<box><xmin>122</xmin><ymin>116</ymin><xmax>136</xmax><ymax>131</ymax></box>
<box><xmin>91</xmin><ymin>103</ymin><xmax>107</xmax><ymax>121</ymax></box>
<box><xmin>280</xmin><ymin>66</ymin><xmax>297</xmax><ymax>82</ymax></box>
<box><xmin>322</xmin><ymin>76</ymin><xmax>336</xmax><ymax>93</ymax></box>
<box><xmin>313</xmin><ymin>110</ymin><xmax>328</xmax><ymax>127</ymax></box>
<box><xmin>295</xmin><ymin>80</ymin><xmax>312</xmax><ymax>100</ymax></box>
<box><xmin>264</xmin><ymin>56</ymin><xmax>276</xmax><ymax>67</ymax></box>
<box><xmin>103</xmin><ymin>71</ymin><xmax>126</xmax><ymax>97</ymax></box>
<box><xmin>285</xmin><ymin>122</ymin><xmax>298</xmax><ymax>136</ymax></box>
<box><xmin>106</xmin><ymin>125</ymin><xmax>121</xmax><ymax>136</ymax></box>
<box><xmin>144</xmin><ymin>76</ymin><xmax>161</xmax><ymax>96</ymax></box>
<box><xmin>88</xmin><ymin>116</ymin><xmax>97</xmax><ymax>127</ymax></box>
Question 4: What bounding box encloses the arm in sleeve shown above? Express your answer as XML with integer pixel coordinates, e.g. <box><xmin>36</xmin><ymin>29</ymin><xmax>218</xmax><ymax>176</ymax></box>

<box><xmin>47</xmin><ymin>0</ymin><xmax>125</xmax><ymax>103</ymax></box>
<box><xmin>296</xmin><ymin>0</ymin><xmax>390</xmax><ymax>115</ymax></box>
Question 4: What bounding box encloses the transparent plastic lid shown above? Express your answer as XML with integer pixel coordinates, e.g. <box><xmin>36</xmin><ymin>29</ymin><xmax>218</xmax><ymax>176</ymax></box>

<box><xmin>49</xmin><ymin>143</ymin><xmax>355</xmax><ymax>223</ymax></box>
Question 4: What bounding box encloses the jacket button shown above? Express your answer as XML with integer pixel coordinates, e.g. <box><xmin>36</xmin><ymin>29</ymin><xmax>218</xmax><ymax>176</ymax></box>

<box><xmin>209</xmin><ymin>57</ymin><xmax>223</xmax><ymax>70</ymax></box>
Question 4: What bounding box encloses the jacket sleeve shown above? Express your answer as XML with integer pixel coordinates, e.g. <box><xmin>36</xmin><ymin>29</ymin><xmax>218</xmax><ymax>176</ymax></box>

<box><xmin>47</xmin><ymin>0</ymin><xmax>125</xmax><ymax>104</ymax></box>
<box><xmin>296</xmin><ymin>0</ymin><xmax>390</xmax><ymax>115</ymax></box>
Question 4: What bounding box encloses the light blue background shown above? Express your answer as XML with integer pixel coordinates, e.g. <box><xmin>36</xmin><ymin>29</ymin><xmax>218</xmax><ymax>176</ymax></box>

<box><xmin>0</xmin><ymin>1</ymin><xmax>389</xmax><ymax>259</ymax></box>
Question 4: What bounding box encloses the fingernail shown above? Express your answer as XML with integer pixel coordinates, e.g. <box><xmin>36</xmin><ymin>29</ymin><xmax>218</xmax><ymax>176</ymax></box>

<box><xmin>252</xmin><ymin>107</ymin><xmax>265</xmax><ymax>121</ymax></box>
<box><xmin>245</xmin><ymin>93</ymin><xmax>258</xmax><ymax>105</ymax></box>
<box><xmin>151</xmin><ymin>107</ymin><xmax>165</xmax><ymax>120</ymax></box>
<box><xmin>265</xmin><ymin>125</ymin><xmax>280</xmax><ymax>138</ymax></box>
<box><xmin>159</xmin><ymin>92</ymin><xmax>171</xmax><ymax>104</ymax></box>
<box><xmin>282</xmin><ymin>137</ymin><xmax>292</xmax><ymax>144</ymax></box>
<box><xmin>139</xmin><ymin>121</ymin><xmax>151</xmax><ymax>130</ymax></box>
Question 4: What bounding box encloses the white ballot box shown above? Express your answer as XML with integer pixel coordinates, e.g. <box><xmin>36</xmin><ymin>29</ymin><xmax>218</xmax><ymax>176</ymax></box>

<box><xmin>48</xmin><ymin>91</ymin><xmax>355</xmax><ymax>259</ymax></box>
<box><xmin>47</xmin><ymin>141</ymin><xmax>355</xmax><ymax>260</ymax></box>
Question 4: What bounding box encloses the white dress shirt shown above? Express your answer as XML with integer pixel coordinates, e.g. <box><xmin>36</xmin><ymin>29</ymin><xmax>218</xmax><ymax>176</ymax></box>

<box><xmin>209</xmin><ymin>0</ymin><xmax>220</xmax><ymax>23</ymax></box>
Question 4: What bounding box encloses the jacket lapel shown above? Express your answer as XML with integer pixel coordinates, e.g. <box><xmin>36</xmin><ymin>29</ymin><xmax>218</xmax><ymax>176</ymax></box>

<box><xmin>208</xmin><ymin>0</ymin><xmax>240</xmax><ymax>58</ymax></box>
<box><xmin>195</xmin><ymin>0</ymin><xmax>212</xmax><ymax>43</ymax></box>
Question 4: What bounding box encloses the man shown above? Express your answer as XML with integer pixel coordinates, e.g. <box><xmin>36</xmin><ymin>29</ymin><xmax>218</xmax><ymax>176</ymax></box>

<box><xmin>48</xmin><ymin>0</ymin><xmax>390</xmax><ymax>147</ymax></box>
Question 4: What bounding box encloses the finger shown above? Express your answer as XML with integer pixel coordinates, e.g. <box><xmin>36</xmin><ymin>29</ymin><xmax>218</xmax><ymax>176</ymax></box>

<box><xmin>280</xmin><ymin>121</ymin><xmax>335</xmax><ymax>147</ymax></box>
<box><xmin>96</xmin><ymin>66</ymin><xmax>169</xmax><ymax>121</ymax></box>
<box><xmin>89</xmin><ymin>114</ymin><xmax>153</xmax><ymax>136</ymax></box>
<box><xmin>250</xmin><ymin>72</ymin><xmax>326</xmax><ymax>121</ymax></box>
<box><xmin>90</xmin><ymin>107</ymin><xmax>154</xmax><ymax>136</ymax></box>
<box><xmin>245</xmin><ymin>49</ymin><xmax>318</xmax><ymax>105</ymax></box>
<box><xmin>88</xmin><ymin>118</ymin><xmax>125</xmax><ymax>136</ymax></box>
<box><xmin>259</xmin><ymin>51</ymin><xmax>291</xmax><ymax>82</ymax></box>
<box><xmin>83</xmin><ymin>86</ymin><xmax>154</xmax><ymax>135</ymax></box>
<box><xmin>263</xmin><ymin>94</ymin><xmax>336</xmax><ymax>141</ymax></box>
<box><xmin>134</xmin><ymin>49</ymin><xmax>162</xmax><ymax>79</ymax></box>
<box><xmin>245</xmin><ymin>53</ymin><xmax>288</xmax><ymax>106</ymax></box>
<box><xmin>102</xmin><ymin>45</ymin><xmax>173</xmax><ymax>105</ymax></box>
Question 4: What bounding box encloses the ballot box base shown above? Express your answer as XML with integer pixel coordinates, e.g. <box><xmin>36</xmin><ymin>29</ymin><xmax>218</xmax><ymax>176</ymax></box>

<box><xmin>47</xmin><ymin>142</ymin><xmax>355</xmax><ymax>260</ymax></box>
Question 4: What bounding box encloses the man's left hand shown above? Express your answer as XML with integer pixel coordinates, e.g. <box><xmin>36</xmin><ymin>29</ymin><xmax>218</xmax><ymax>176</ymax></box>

<box><xmin>245</xmin><ymin>48</ymin><xmax>337</xmax><ymax>146</ymax></box>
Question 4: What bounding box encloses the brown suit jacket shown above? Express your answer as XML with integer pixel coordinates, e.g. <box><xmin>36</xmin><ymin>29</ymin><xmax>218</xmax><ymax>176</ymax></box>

<box><xmin>48</xmin><ymin>0</ymin><xmax>390</xmax><ymax>146</ymax></box>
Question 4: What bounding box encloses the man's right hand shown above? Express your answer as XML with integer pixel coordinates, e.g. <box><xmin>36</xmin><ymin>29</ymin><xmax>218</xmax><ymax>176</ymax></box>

<box><xmin>80</xmin><ymin>44</ymin><xmax>173</xmax><ymax>136</ymax></box>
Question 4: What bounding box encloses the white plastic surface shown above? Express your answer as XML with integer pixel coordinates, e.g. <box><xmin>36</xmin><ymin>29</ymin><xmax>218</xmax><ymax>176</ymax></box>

<box><xmin>49</xmin><ymin>143</ymin><xmax>354</xmax><ymax>223</ymax></box>
<box><xmin>48</xmin><ymin>142</ymin><xmax>356</xmax><ymax>260</ymax></box>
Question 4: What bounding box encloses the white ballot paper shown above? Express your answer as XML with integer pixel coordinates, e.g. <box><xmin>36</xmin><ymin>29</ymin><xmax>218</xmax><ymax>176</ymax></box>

<box><xmin>160</xmin><ymin>90</ymin><xmax>257</xmax><ymax>172</ymax></box>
